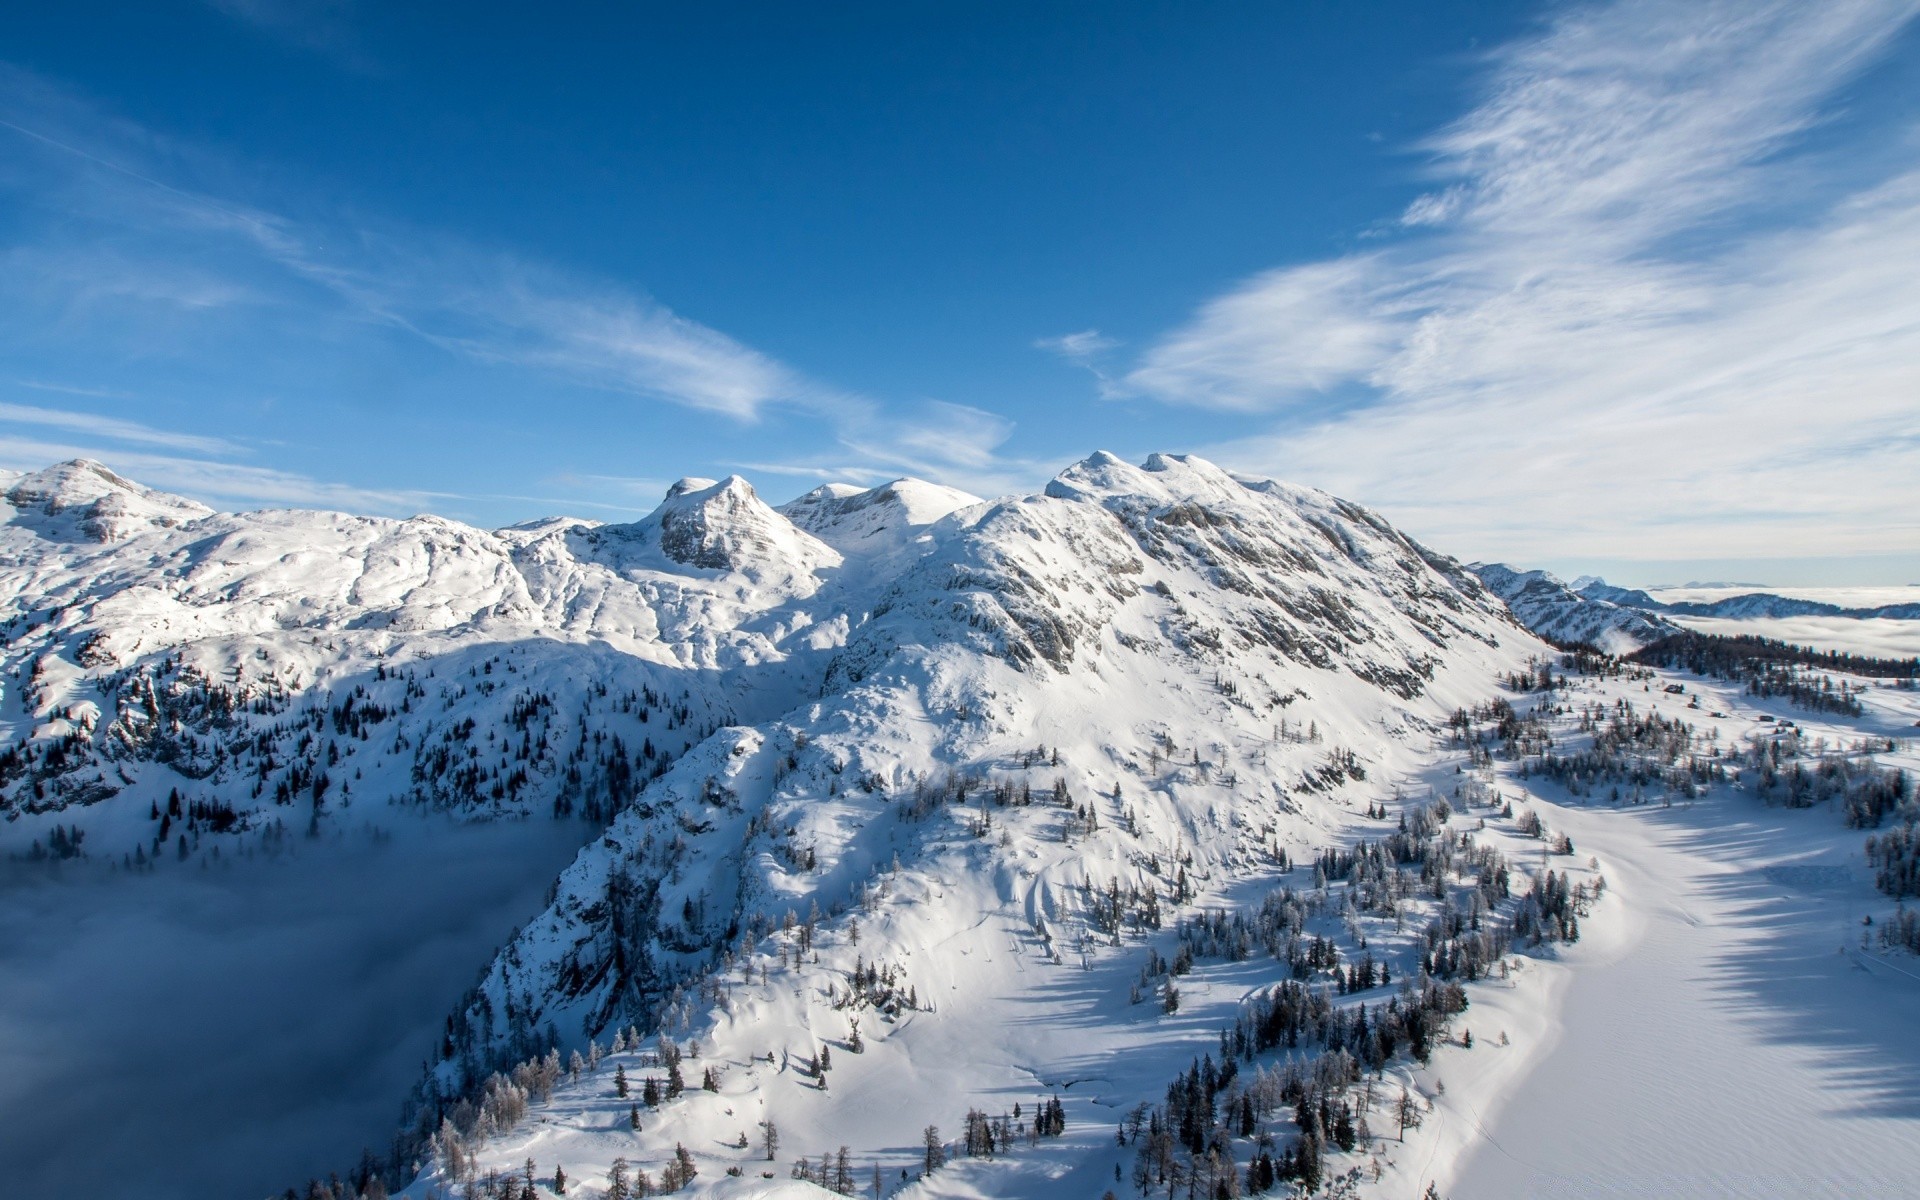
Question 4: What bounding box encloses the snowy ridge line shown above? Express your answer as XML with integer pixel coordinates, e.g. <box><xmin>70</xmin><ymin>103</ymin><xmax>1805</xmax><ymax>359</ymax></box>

<box><xmin>1466</xmin><ymin>562</ymin><xmax>1679</xmax><ymax>653</ymax></box>
<box><xmin>2</xmin><ymin>451</ymin><xmax>1568</xmax><ymax>1199</ymax></box>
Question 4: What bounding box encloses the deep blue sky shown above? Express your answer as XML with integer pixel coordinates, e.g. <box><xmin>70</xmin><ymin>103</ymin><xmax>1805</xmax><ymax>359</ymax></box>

<box><xmin>2</xmin><ymin>1</ymin><xmax>1917</xmax><ymax>584</ymax></box>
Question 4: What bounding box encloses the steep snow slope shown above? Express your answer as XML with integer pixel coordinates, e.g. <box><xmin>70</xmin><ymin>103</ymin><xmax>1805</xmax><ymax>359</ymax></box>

<box><xmin>432</xmin><ymin>451</ymin><xmax>1523</xmax><ymax>1059</ymax></box>
<box><xmin>399</xmin><ymin>452</ymin><xmax>1555</xmax><ymax>1198</ymax></box>
<box><xmin>0</xmin><ymin>461</ymin><xmax>970</xmax><ymax>1198</ymax></box>
<box><xmin>1469</xmin><ymin>562</ymin><xmax>1679</xmax><ymax>651</ymax></box>
<box><xmin>2</xmin><ymin>452</ymin><xmax>1617</xmax><ymax>1200</ymax></box>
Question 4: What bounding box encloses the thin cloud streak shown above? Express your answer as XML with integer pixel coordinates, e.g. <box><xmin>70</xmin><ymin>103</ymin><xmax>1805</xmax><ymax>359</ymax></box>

<box><xmin>1116</xmin><ymin>0</ymin><xmax>1920</xmax><ymax>563</ymax></box>
<box><xmin>0</xmin><ymin>401</ymin><xmax>244</xmax><ymax>455</ymax></box>
<box><xmin>0</xmin><ymin>65</ymin><xmax>1046</xmax><ymax>511</ymax></box>
<box><xmin>764</xmin><ymin>398</ymin><xmax>1052</xmax><ymax>500</ymax></box>
<box><xmin>0</xmin><ymin>69</ymin><xmax>830</xmax><ymax>423</ymax></box>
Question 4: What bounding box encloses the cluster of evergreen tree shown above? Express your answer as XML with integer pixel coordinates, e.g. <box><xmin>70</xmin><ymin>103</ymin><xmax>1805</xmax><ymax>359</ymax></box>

<box><xmin>894</xmin><ymin>766</ymin><xmax>987</xmax><ymax>822</ymax></box>
<box><xmin>278</xmin><ymin>1160</ymin><xmax>392</xmax><ymax>1200</ymax></box>
<box><xmin>0</xmin><ymin>727</ymin><xmax>98</xmax><ymax>811</ymax></box>
<box><xmin>930</xmin><ymin>1094</ymin><xmax>1070</xmax><ymax>1167</ymax></box>
<box><xmin>601</xmin><ymin>1144</ymin><xmax>697</xmax><ymax>1197</ymax></box>
<box><xmin>1123</xmin><ymin>973</ymin><xmax>1466</xmax><ymax>1195</ymax></box>
<box><xmin>829</xmin><ymin>954</ymin><xmax>919</xmax><ymax>1017</ymax></box>
<box><xmin>1876</xmin><ymin>906</ymin><xmax>1920</xmax><ymax>955</ymax></box>
<box><xmin>1624</xmin><ymin>631</ymin><xmax>1897</xmax><ymax>715</ymax></box>
<box><xmin>1743</xmin><ymin>669</ymin><xmax>1867</xmax><ymax>717</ymax></box>
<box><xmin>1082</xmin><ymin>873</ymin><xmax>1167</xmax><ymax>938</ymax></box>
<box><xmin>1169</xmin><ymin>891</ymin><xmax>1332</xmax><ymax>973</ymax></box>
<box><xmin>1551</xmin><ymin>646</ymin><xmax>1654</xmax><ymax>682</ymax></box>
<box><xmin>1629</xmin><ymin>630</ymin><xmax>1918</xmax><ymax>682</ymax></box>
<box><xmin>22</xmin><ymin>821</ymin><xmax>85</xmax><ymax>860</ymax></box>
<box><xmin>1507</xmin><ymin>869</ymin><xmax>1597</xmax><ymax>947</ymax></box>
<box><xmin>1518</xmin><ymin>698</ymin><xmax>1724</xmax><ymax>800</ymax></box>
<box><xmin>1866</xmin><ymin>813</ymin><xmax>1920</xmax><ymax>900</ymax></box>
<box><xmin>1742</xmin><ymin>737</ymin><xmax>1910</xmax><ymax>826</ymax></box>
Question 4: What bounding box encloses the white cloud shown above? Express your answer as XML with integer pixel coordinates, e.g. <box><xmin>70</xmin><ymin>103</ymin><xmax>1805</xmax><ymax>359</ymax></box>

<box><xmin>1035</xmin><ymin>329</ymin><xmax>1119</xmax><ymax>364</ymax></box>
<box><xmin>1119</xmin><ymin>0</ymin><xmax>1920</xmax><ymax>562</ymax></box>
<box><xmin>1122</xmin><ymin>258</ymin><xmax>1401</xmax><ymax>410</ymax></box>
<box><xmin>740</xmin><ymin>399</ymin><xmax>1049</xmax><ymax>500</ymax></box>
<box><xmin>420</xmin><ymin>270</ymin><xmax>807</xmax><ymax>420</ymax></box>
<box><xmin>14</xmin><ymin>380</ymin><xmax>137</xmax><ymax>400</ymax></box>
<box><xmin>0</xmin><ymin>68</ymin><xmax>821</xmax><ymax>423</ymax></box>
<box><xmin>0</xmin><ymin>401</ymin><xmax>244</xmax><ymax>455</ymax></box>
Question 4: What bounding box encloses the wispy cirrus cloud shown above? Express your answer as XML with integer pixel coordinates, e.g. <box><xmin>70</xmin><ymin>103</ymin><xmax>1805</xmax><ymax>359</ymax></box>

<box><xmin>0</xmin><ymin>63</ymin><xmax>1034</xmax><ymax>515</ymax></box>
<box><xmin>1123</xmin><ymin>259</ymin><xmax>1400</xmax><ymax>412</ymax></box>
<box><xmin>1035</xmin><ymin>328</ymin><xmax>1119</xmax><ymax>365</ymax></box>
<box><xmin>1113</xmin><ymin>0</ymin><xmax>1920</xmax><ymax>564</ymax></box>
<box><xmin>0</xmin><ymin>400</ymin><xmax>244</xmax><ymax>455</ymax></box>
<box><xmin>0</xmin><ymin>65</ymin><xmax>829</xmax><ymax>423</ymax></box>
<box><xmin>738</xmin><ymin>399</ymin><xmax>1047</xmax><ymax>501</ymax></box>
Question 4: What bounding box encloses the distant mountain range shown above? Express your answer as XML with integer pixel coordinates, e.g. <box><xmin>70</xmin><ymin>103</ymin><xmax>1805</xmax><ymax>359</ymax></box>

<box><xmin>1467</xmin><ymin>563</ymin><xmax>1919</xmax><ymax>652</ymax></box>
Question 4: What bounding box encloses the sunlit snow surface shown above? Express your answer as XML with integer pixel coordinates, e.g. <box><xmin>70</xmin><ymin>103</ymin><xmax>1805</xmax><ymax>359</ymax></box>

<box><xmin>3</xmin><ymin>456</ymin><xmax>1918</xmax><ymax>1199</ymax></box>
<box><xmin>1447</xmin><ymin>675</ymin><xmax>1920</xmax><ymax>1199</ymax></box>
<box><xmin>395</xmin><ymin>648</ymin><xmax>1920</xmax><ymax>1199</ymax></box>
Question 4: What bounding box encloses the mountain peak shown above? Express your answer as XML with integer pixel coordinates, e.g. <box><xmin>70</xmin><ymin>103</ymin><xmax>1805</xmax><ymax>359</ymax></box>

<box><xmin>4</xmin><ymin>458</ymin><xmax>212</xmax><ymax>543</ymax></box>
<box><xmin>777</xmin><ymin>476</ymin><xmax>981</xmax><ymax>567</ymax></box>
<box><xmin>610</xmin><ymin>472</ymin><xmax>836</xmax><ymax>575</ymax></box>
<box><xmin>664</xmin><ymin>475</ymin><xmax>721</xmax><ymax>499</ymax></box>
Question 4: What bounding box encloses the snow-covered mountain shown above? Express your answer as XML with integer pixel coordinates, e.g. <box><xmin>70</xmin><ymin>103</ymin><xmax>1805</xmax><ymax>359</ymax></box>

<box><xmin>426</xmin><ymin>451</ymin><xmax>1523</xmax><ymax>1065</ymax></box>
<box><xmin>1572</xmin><ymin>574</ymin><xmax>1920</xmax><ymax>623</ymax></box>
<box><xmin>1655</xmin><ymin>592</ymin><xmax>1920</xmax><ymax>620</ymax></box>
<box><xmin>1466</xmin><ymin>562</ymin><xmax>1680</xmax><ymax>651</ymax></box>
<box><xmin>1568</xmin><ymin>576</ymin><xmax>1664</xmax><ymax>611</ymax></box>
<box><xmin>2</xmin><ymin>453</ymin><xmax>1562</xmax><ymax>1199</ymax></box>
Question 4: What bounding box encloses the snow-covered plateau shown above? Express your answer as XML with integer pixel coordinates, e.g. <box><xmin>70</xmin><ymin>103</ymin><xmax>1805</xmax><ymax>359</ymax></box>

<box><xmin>0</xmin><ymin>455</ymin><xmax>1914</xmax><ymax>1200</ymax></box>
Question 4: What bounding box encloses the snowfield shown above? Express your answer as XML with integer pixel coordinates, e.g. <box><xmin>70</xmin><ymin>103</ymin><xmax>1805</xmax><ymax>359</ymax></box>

<box><xmin>0</xmin><ymin>455</ymin><xmax>1914</xmax><ymax>1200</ymax></box>
<box><xmin>1450</xmin><ymin>672</ymin><xmax>1920</xmax><ymax>1198</ymax></box>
